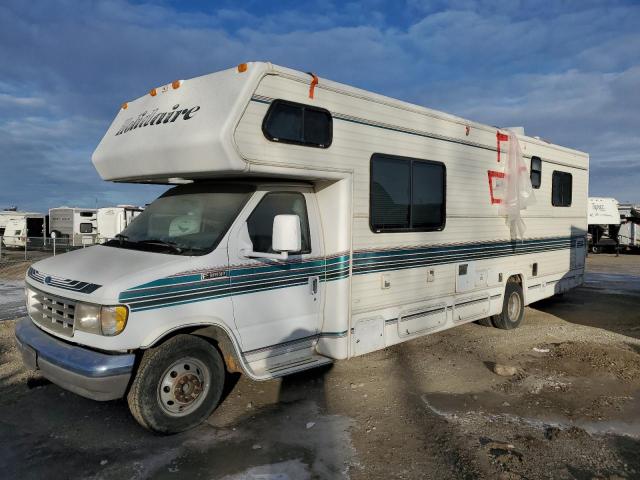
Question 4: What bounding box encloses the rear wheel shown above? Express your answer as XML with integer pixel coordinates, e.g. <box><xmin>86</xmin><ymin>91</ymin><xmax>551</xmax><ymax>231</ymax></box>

<box><xmin>492</xmin><ymin>280</ymin><xmax>525</xmax><ymax>330</ymax></box>
<box><xmin>127</xmin><ymin>334</ymin><xmax>225</xmax><ymax>434</ymax></box>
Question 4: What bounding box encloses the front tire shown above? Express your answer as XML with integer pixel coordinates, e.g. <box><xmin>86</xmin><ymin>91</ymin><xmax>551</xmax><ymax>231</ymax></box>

<box><xmin>127</xmin><ymin>334</ymin><xmax>225</xmax><ymax>434</ymax></box>
<box><xmin>492</xmin><ymin>280</ymin><xmax>525</xmax><ymax>330</ymax></box>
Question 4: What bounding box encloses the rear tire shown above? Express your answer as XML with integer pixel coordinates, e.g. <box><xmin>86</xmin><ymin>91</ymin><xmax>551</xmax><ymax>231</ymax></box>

<box><xmin>492</xmin><ymin>280</ymin><xmax>525</xmax><ymax>330</ymax></box>
<box><xmin>127</xmin><ymin>334</ymin><xmax>225</xmax><ymax>434</ymax></box>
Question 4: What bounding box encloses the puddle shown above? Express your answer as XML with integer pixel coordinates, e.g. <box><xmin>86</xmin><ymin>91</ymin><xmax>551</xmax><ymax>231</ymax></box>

<box><xmin>218</xmin><ymin>459</ymin><xmax>311</xmax><ymax>480</ymax></box>
<box><xmin>0</xmin><ymin>280</ymin><xmax>25</xmax><ymax>321</ymax></box>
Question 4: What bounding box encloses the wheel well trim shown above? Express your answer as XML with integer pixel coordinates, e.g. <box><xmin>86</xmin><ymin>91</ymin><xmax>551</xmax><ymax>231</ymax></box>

<box><xmin>142</xmin><ymin>322</ymin><xmax>259</xmax><ymax>380</ymax></box>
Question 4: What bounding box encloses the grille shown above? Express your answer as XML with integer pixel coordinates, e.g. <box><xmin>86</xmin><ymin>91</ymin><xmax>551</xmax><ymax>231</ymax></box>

<box><xmin>29</xmin><ymin>289</ymin><xmax>76</xmax><ymax>337</ymax></box>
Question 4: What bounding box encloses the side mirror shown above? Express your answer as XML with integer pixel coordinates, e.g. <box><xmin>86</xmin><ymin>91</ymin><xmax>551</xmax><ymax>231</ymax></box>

<box><xmin>239</xmin><ymin>214</ymin><xmax>302</xmax><ymax>262</ymax></box>
<box><xmin>272</xmin><ymin>215</ymin><xmax>301</xmax><ymax>253</ymax></box>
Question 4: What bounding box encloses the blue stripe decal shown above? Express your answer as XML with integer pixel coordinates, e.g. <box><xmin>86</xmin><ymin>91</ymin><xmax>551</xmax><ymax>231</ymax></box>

<box><xmin>28</xmin><ymin>268</ymin><xmax>102</xmax><ymax>294</ymax></box>
<box><xmin>120</xmin><ymin>254</ymin><xmax>350</xmax><ymax>312</ymax></box>
<box><xmin>119</xmin><ymin>237</ymin><xmax>580</xmax><ymax>312</ymax></box>
<box><xmin>352</xmin><ymin>236</ymin><xmax>576</xmax><ymax>275</ymax></box>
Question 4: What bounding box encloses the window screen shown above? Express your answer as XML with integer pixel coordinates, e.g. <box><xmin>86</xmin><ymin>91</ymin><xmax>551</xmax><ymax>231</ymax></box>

<box><xmin>370</xmin><ymin>154</ymin><xmax>446</xmax><ymax>232</ymax></box>
<box><xmin>247</xmin><ymin>192</ymin><xmax>311</xmax><ymax>253</ymax></box>
<box><xmin>552</xmin><ymin>171</ymin><xmax>572</xmax><ymax>207</ymax></box>
<box><xmin>263</xmin><ymin>100</ymin><xmax>332</xmax><ymax>148</ymax></box>
<box><xmin>530</xmin><ymin>156</ymin><xmax>542</xmax><ymax>189</ymax></box>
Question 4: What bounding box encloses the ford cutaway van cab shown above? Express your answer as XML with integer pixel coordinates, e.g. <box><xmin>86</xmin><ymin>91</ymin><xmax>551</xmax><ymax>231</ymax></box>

<box><xmin>16</xmin><ymin>62</ymin><xmax>588</xmax><ymax>433</ymax></box>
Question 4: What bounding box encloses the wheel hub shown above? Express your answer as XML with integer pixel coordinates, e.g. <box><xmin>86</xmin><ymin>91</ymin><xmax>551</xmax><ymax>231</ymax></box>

<box><xmin>174</xmin><ymin>373</ymin><xmax>203</xmax><ymax>403</ymax></box>
<box><xmin>507</xmin><ymin>291</ymin><xmax>521</xmax><ymax>321</ymax></box>
<box><xmin>158</xmin><ymin>357</ymin><xmax>210</xmax><ymax>417</ymax></box>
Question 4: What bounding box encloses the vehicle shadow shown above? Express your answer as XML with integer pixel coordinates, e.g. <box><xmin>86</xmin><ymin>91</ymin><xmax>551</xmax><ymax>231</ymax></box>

<box><xmin>530</xmin><ymin>283</ymin><xmax>640</xmax><ymax>340</ymax></box>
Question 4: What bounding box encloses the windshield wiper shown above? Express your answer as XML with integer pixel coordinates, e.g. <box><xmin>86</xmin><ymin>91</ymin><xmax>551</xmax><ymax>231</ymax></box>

<box><xmin>136</xmin><ymin>239</ymin><xmax>183</xmax><ymax>254</ymax></box>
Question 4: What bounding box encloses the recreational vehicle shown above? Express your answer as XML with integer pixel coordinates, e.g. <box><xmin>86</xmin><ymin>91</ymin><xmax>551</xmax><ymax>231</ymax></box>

<box><xmin>96</xmin><ymin>205</ymin><xmax>143</xmax><ymax>243</ymax></box>
<box><xmin>16</xmin><ymin>62</ymin><xmax>588</xmax><ymax>433</ymax></box>
<box><xmin>49</xmin><ymin>207</ymin><xmax>98</xmax><ymax>246</ymax></box>
<box><xmin>0</xmin><ymin>209</ymin><xmax>25</xmax><ymax>236</ymax></box>
<box><xmin>618</xmin><ymin>203</ymin><xmax>640</xmax><ymax>251</ymax></box>
<box><xmin>587</xmin><ymin>197</ymin><xmax>620</xmax><ymax>253</ymax></box>
<box><xmin>1</xmin><ymin>213</ymin><xmax>47</xmax><ymax>248</ymax></box>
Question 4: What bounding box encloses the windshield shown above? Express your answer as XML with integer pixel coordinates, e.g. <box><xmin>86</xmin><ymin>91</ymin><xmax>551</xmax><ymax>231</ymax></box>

<box><xmin>104</xmin><ymin>183</ymin><xmax>254</xmax><ymax>255</ymax></box>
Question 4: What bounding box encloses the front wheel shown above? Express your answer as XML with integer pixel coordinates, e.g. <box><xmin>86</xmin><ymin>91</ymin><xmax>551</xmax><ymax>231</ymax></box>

<box><xmin>491</xmin><ymin>280</ymin><xmax>525</xmax><ymax>330</ymax></box>
<box><xmin>127</xmin><ymin>334</ymin><xmax>225</xmax><ymax>434</ymax></box>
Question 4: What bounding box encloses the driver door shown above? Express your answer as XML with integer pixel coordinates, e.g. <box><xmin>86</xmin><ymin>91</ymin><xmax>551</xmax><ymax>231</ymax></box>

<box><xmin>227</xmin><ymin>187</ymin><xmax>324</xmax><ymax>354</ymax></box>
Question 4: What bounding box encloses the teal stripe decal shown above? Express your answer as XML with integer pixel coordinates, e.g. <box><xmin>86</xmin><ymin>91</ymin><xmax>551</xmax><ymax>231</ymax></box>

<box><xmin>120</xmin><ymin>254</ymin><xmax>350</xmax><ymax>312</ymax></box>
<box><xmin>120</xmin><ymin>236</ymin><xmax>580</xmax><ymax>312</ymax></box>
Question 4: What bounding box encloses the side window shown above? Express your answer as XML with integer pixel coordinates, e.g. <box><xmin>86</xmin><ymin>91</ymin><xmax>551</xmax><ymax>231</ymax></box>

<box><xmin>552</xmin><ymin>171</ymin><xmax>572</xmax><ymax>207</ymax></box>
<box><xmin>80</xmin><ymin>223</ymin><xmax>94</xmax><ymax>233</ymax></box>
<box><xmin>247</xmin><ymin>192</ymin><xmax>311</xmax><ymax>253</ymax></box>
<box><xmin>530</xmin><ymin>156</ymin><xmax>542</xmax><ymax>189</ymax></box>
<box><xmin>370</xmin><ymin>153</ymin><xmax>446</xmax><ymax>232</ymax></box>
<box><xmin>262</xmin><ymin>100</ymin><xmax>332</xmax><ymax>148</ymax></box>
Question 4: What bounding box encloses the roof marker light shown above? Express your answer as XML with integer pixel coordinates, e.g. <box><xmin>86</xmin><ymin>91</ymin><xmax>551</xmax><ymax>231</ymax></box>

<box><xmin>237</xmin><ymin>63</ymin><xmax>248</xmax><ymax>73</ymax></box>
<box><xmin>149</xmin><ymin>88</ymin><xmax>157</xmax><ymax>97</ymax></box>
<box><xmin>171</xmin><ymin>80</ymin><xmax>182</xmax><ymax>89</ymax></box>
<box><xmin>121</xmin><ymin>102</ymin><xmax>128</xmax><ymax>110</ymax></box>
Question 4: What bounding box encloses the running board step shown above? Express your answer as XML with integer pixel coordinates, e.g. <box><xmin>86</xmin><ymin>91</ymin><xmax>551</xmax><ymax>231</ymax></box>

<box><xmin>247</xmin><ymin>353</ymin><xmax>333</xmax><ymax>380</ymax></box>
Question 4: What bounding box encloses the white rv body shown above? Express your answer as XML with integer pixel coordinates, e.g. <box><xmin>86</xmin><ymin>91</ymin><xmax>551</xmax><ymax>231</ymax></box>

<box><xmin>618</xmin><ymin>203</ymin><xmax>640</xmax><ymax>249</ymax></box>
<box><xmin>588</xmin><ymin>197</ymin><xmax>620</xmax><ymax>225</ymax></box>
<box><xmin>49</xmin><ymin>207</ymin><xmax>98</xmax><ymax>246</ymax></box>
<box><xmin>96</xmin><ymin>206</ymin><xmax>143</xmax><ymax>242</ymax></box>
<box><xmin>0</xmin><ymin>210</ymin><xmax>30</xmax><ymax>236</ymax></box>
<box><xmin>1</xmin><ymin>213</ymin><xmax>47</xmax><ymax>248</ymax></box>
<box><xmin>17</xmin><ymin>63</ymin><xmax>588</xmax><ymax>431</ymax></box>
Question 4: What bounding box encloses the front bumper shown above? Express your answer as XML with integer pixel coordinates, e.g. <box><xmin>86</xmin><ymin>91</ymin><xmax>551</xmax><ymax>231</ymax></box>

<box><xmin>15</xmin><ymin>318</ymin><xmax>135</xmax><ymax>401</ymax></box>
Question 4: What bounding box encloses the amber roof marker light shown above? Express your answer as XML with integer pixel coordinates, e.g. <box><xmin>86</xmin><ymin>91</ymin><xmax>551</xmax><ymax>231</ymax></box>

<box><xmin>237</xmin><ymin>63</ymin><xmax>248</xmax><ymax>73</ymax></box>
<box><xmin>121</xmin><ymin>102</ymin><xmax>128</xmax><ymax>110</ymax></box>
<box><xmin>149</xmin><ymin>88</ymin><xmax>157</xmax><ymax>97</ymax></box>
<box><xmin>171</xmin><ymin>80</ymin><xmax>183</xmax><ymax>89</ymax></box>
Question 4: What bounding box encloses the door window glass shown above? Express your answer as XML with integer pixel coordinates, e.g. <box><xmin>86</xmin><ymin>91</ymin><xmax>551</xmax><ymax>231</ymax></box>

<box><xmin>247</xmin><ymin>192</ymin><xmax>311</xmax><ymax>253</ymax></box>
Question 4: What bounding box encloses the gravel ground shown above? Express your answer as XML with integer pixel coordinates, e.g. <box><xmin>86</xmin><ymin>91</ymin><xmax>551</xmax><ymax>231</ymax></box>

<box><xmin>0</xmin><ymin>254</ymin><xmax>639</xmax><ymax>479</ymax></box>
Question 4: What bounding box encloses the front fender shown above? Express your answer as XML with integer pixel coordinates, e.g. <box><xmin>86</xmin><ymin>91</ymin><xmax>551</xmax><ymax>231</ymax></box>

<box><xmin>140</xmin><ymin>315</ymin><xmax>254</xmax><ymax>379</ymax></box>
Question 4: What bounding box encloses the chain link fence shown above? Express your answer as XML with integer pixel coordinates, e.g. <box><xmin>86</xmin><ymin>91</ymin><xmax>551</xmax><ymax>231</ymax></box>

<box><xmin>0</xmin><ymin>236</ymin><xmax>98</xmax><ymax>266</ymax></box>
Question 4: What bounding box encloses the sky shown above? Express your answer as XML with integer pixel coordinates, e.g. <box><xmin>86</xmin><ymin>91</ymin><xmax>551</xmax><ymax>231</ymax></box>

<box><xmin>1</xmin><ymin>0</ymin><xmax>639</xmax><ymax>212</ymax></box>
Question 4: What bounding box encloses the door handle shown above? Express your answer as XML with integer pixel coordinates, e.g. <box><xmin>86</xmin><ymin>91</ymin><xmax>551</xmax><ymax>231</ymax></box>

<box><xmin>309</xmin><ymin>276</ymin><xmax>319</xmax><ymax>295</ymax></box>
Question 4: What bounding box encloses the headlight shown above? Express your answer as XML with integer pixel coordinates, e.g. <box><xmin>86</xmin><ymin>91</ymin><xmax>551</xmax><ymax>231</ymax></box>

<box><xmin>75</xmin><ymin>303</ymin><xmax>102</xmax><ymax>335</ymax></box>
<box><xmin>74</xmin><ymin>303</ymin><xmax>128</xmax><ymax>336</ymax></box>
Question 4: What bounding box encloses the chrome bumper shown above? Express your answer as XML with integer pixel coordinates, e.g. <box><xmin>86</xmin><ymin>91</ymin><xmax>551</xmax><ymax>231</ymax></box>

<box><xmin>15</xmin><ymin>318</ymin><xmax>135</xmax><ymax>401</ymax></box>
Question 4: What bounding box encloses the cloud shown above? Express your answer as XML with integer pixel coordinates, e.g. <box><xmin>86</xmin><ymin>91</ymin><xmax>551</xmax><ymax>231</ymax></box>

<box><xmin>0</xmin><ymin>94</ymin><xmax>45</xmax><ymax>107</ymax></box>
<box><xmin>0</xmin><ymin>0</ymin><xmax>639</xmax><ymax>212</ymax></box>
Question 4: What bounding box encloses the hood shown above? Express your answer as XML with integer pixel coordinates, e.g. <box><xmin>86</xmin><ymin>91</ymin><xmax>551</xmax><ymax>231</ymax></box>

<box><xmin>27</xmin><ymin>245</ymin><xmax>189</xmax><ymax>302</ymax></box>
